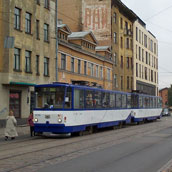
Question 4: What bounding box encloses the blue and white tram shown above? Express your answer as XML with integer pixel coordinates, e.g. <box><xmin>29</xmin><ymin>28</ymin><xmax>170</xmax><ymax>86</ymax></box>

<box><xmin>33</xmin><ymin>83</ymin><xmax>162</xmax><ymax>134</ymax></box>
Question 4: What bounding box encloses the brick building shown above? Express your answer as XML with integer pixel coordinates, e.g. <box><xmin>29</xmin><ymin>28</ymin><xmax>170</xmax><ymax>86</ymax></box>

<box><xmin>159</xmin><ymin>88</ymin><xmax>168</xmax><ymax>108</ymax></box>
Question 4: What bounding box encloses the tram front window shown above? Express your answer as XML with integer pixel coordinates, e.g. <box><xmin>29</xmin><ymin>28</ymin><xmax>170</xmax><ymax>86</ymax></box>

<box><xmin>35</xmin><ymin>86</ymin><xmax>71</xmax><ymax>109</ymax></box>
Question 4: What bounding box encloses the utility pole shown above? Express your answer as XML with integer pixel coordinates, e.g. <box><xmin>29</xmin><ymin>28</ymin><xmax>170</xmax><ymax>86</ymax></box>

<box><xmin>55</xmin><ymin>0</ymin><xmax>58</xmax><ymax>82</ymax></box>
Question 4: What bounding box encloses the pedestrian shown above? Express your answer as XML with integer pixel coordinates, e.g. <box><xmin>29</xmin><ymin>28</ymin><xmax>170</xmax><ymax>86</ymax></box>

<box><xmin>28</xmin><ymin>112</ymin><xmax>35</xmax><ymax>137</ymax></box>
<box><xmin>4</xmin><ymin>110</ymin><xmax>18</xmax><ymax>140</ymax></box>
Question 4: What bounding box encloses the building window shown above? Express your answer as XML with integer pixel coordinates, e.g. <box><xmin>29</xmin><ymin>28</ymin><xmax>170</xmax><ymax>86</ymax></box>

<box><xmin>36</xmin><ymin>55</ymin><xmax>39</xmax><ymax>75</ymax></box>
<box><xmin>145</xmin><ymin>67</ymin><xmax>147</xmax><ymax>80</ymax></box>
<box><xmin>146</xmin><ymin>51</ymin><xmax>148</xmax><ymax>64</ymax></box>
<box><xmin>114</xmin><ymin>53</ymin><xmax>117</xmax><ymax>66</ymax></box>
<box><xmin>120</xmin><ymin>37</ymin><xmax>123</xmax><ymax>48</ymax></box>
<box><xmin>139</xmin><ymin>64</ymin><xmax>141</xmax><ymax>78</ymax></box>
<box><xmin>131</xmin><ymin>77</ymin><xmax>133</xmax><ymax>90</ymax></box>
<box><xmin>136</xmin><ymin>45</ymin><xmax>137</xmax><ymax>59</ymax></box>
<box><xmin>107</xmin><ymin>69</ymin><xmax>110</xmax><ymax>80</ymax></box>
<box><xmin>44</xmin><ymin>23</ymin><xmax>49</xmax><ymax>42</ymax></box>
<box><xmin>91</xmin><ymin>63</ymin><xmax>94</xmax><ymax>77</ymax></box>
<box><xmin>36</xmin><ymin>20</ymin><xmax>40</xmax><ymax>39</ymax></box>
<box><xmin>139</xmin><ymin>47</ymin><xmax>141</xmax><ymax>60</ymax></box>
<box><xmin>84</xmin><ymin>61</ymin><xmax>87</xmax><ymax>75</ymax></box>
<box><xmin>136</xmin><ymin>63</ymin><xmax>138</xmax><ymax>77</ymax></box>
<box><xmin>114</xmin><ymin>32</ymin><xmax>117</xmax><ymax>44</ymax></box>
<box><xmin>96</xmin><ymin>65</ymin><xmax>99</xmax><ymax>78</ymax></box>
<box><xmin>113</xmin><ymin>12</ymin><xmax>116</xmax><ymax>23</ymax></box>
<box><xmin>100</xmin><ymin>66</ymin><xmax>103</xmax><ymax>79</ymax></box>
<box><xmin>36</xmin><ymin>0</ymin><xmax>40</xmax><ymax>5</ymax></box>
<box><xmin>136</xmin><ymin>27</ymin><xmax>138</xmax><ymax>41</ymax></box>
<box><xmin>126</xmin><ymin>38</ymin><xmax>129</xmax><ymax>49</ymax></box>
<box><xmin>151</xmin><ymin>70</ymin><xmax>153</xmax><ymax>82</ymax></box>
<box><xmin>120</xmin><ymin>18</ymin><xmax>123</xmax><ymax>29</ymax></box>
<box><xmin>25</xmin><ymin>50</ymin><xmax>31</xmax><ymax>73</ymax></box>
<box><xmin>142</xmin><ymin>49</ymin><xmax>144</xmax><ymax>62</ymax></box>
<box><xmin>78</xmin><ymin>59</ymin><xmax>81</xmax><ymax>74</ymax></box>
<box><xmin>14</xmin><ymin>48</ymin><xmax>20</xmax><ymax>71</ymax></box>
<box><xmin>127</xmin><ymin>57</ymin><xmax>129</xmax><ymax>69</ymax></box>
<box><xmin>44</xmin><ymin>0</ymin><xmax>49</xmax><ymax>9</ymax></box>
<box><xmin>14</xmin><ymin>8</ymin><xmax>21</xmax><ymax>30</ymax></box>
<box><xmin>121</xmin><ymin>76</ymin><xmax>123</xmax><ymax>90</ymax></box>
<box><xmin>25</xmin><ymin>12</ymin><xmax>31</xmax><ymax>34</ymax></box>
<box><xmin>144</xmin><ymin>34</ymin><xmax>147</xmax><ymax>48</ymax></box>
<box><xmin>114</xmin><ymin>74</ymin><xmax>118</xmax><ymax>88</ymax></box>
<box><xmin>44</xmin><ymin>57</ymin><xmax>49</xmax><ymax>76</ymax></box>
<box><xmin>127</xmin><ymin>76</ymin><xmax>129</xmax><ymax>89</ymax></box>
<box><xmin>71</xmin><ymin>57</ymin><xmax>74</xmax><ymax>72</ymax></box>
<box><xmin>61</xmin><ymin>54</ymin><xmax>66</xmax><ymax>70</ymax></box>
<box><xmin>121</xmin><ymin>56</ymin><xmax>123</xmax><ymax>68</ymax></box>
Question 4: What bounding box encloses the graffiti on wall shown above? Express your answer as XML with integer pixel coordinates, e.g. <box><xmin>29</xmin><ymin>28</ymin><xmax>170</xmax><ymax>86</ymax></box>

<box><xmin>82</xmin><ymin>0</ymin><xmax>111</xmax><ymax>42</ymax></box>
<box><xmin>0</xmin><ymin>107</ymin><xmax>7</xmax><ymax>115</ymax></box>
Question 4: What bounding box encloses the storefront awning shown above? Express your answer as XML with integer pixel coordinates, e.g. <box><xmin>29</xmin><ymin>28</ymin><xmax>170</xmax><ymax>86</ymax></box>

<box><xmin>9</xmin><ymin>82</ymin><xmax>36</xmax><ymax>86</ymax></box>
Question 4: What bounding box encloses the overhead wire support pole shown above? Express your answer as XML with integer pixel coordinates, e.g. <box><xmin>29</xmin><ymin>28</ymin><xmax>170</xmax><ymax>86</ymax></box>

<box><xmin>55</xmin><ymin>0</ymin><xmax>58</xmax><ymax>82</ymax></box>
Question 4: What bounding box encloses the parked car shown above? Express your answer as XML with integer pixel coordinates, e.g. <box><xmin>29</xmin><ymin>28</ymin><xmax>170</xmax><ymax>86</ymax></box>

<box><xmin>162</xmin><ymin>108</ymin><xmax>170</xmax><ymax>116</ymax></box>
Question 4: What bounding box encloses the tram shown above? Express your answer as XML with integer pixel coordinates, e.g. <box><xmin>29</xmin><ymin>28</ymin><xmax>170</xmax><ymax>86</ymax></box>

<box><xmin>33</xmin><ymin>82</ymin><xmax>162</xmax><ymax>135</ymax></box>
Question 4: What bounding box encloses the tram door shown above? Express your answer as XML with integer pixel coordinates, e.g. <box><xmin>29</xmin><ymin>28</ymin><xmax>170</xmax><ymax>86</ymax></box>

<box><xmin>9</xmin><ymin>91</ymin><xmax>21</xmax><ymax>118</ymax></box>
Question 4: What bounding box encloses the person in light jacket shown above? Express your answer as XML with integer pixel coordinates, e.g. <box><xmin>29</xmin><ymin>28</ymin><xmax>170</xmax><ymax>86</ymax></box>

<box><xmin>4</xmin><ymin>110</ymin><xmax>18</xmax><ymax>140</ymax></box>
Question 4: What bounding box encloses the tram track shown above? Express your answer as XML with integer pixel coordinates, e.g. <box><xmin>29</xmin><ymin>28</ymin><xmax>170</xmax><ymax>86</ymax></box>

<box><xmin>0</xmin><ymin>119</ymin><xmax>166</xmax><ymax>159</ymax></box>
<box><xmin>0</xmin><ymin>118</ymin><xmax>171</xmax><ymax>172</ymax></box>
<box><xmin>0</xmin><ymin>120</ymin><xmax>159</xmax><ymax>153</ymax></box>
<box><xmin>3</xmin><ymin>120</ymin><xmax>171</xmax><ymax>172</ymax></box>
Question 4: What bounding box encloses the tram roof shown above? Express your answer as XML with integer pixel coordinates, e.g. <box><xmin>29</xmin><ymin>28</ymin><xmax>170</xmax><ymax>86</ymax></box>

<box><xmin>35</xmin><ymin>83</ymin><xmax>160</xmax><ymax>98</ymax></box>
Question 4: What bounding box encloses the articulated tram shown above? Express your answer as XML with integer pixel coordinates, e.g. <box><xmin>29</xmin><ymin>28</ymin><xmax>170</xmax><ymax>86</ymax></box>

<box><xmin>33</xmin><ymin>82</ymin><xmax>162</xmax><ymax>135</ymax></box>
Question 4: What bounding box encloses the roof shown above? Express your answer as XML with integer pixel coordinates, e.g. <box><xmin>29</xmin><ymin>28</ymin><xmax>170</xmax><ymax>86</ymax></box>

<box><xmin>68</xmin><ymin>31</ymin><xmax>98</xmax><ymax>44</ymax></box>
<box><xmin>57</xmin><ymin>24</ymin><xmax>71</xmax><ymax>34</ymax></box>
<box><xmin>95</xmin><ymin>46</ymin><xmax>110</xmax><ymax>51</ymax></box>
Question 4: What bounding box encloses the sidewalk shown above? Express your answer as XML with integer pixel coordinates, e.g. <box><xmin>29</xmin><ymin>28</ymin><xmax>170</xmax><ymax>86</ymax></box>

<box><xmin>0</xmin><ymin>124</ymin><xmax>30</xmax><ymax>138</ymax></box>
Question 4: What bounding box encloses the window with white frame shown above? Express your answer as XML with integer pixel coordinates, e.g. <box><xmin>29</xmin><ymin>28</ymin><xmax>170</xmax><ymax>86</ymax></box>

<box><xmin>14</xmin><ymin>48</ymin><xmax>20</xmax><ymax>71</ymax></box>
<box><xmin>61</xmin><ymin>54</ymin><xmax>66</xmax><ymax>70</ymax></box>
<box><xmin>71</xmin><ymin>57</ymin><xmax>74</xmax><ymax>72</ymax></box>
<box><xmin>25</xmin><ymin>12</ymin><xmax>31</xmax><ymax>33</ymax></box>
<box><xmin>100</xmin><ymin>66</ymin><xmax>103</xmax><ymax>79</ymax></box>
<box><xmin>114</xmin><ymin>53</ymin><xmax>117</xmax><ymax>66</ymax></box>
<box><xmin>96</xmin><ymin>65</ymin><xmax>99</xmax><ymax>77</ymax></box>
<box><xmin>114</xmin><ymin>32</ymin><xmax>117</xmax><ymax>44</ymax></box>
<box><xmin>107</xmin><ymin>68</ymin><xmax>110</xmax><ymax>80</ymax></box>
<box><xmin>84</xmin><ymin>61</ymin><xmax>87</xmax><ymax>75</ymax></box>
<box><xmin>14</xmin><ymin>8</ymin><xmax>21</xmax><ymax>30</ymax></box>
<box><xmin>91</xmin><ymin>63</ymin><xmax>94</xmax><ymax>76</ymax></box>
<box><xmin>114</xmin><ymin>74</ymin><xmax>118</xmax><ymax>88</ymax></box>
<box><xmin>78</xmin><ymin>59</ymin><xmax>81</xmax><ymax>74</ymax></box>
<box><xmin>44</xmin><ymin>57</ymin><xmax>49</xmax><ymax>76</ymax></box>
<box><xmin>44</xmin><ymin>23</ymin><xmax>49</xmax><ymax>42</ymax></box>
<box><xmin>25</xmin><ymin>50</ymin><xmax>31</xmax><ymax>73</ymax></box>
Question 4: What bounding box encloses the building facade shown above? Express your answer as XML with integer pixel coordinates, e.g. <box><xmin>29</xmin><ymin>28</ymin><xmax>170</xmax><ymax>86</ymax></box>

<box><xmin>0</xmin><ymin>0</ymin><xmax>56</xmax><ymax>126</ymax></box>
<box><xmin>133</xmin><ymin>19</ymin><xmax>159</xmax><ymax>96</ymax></box>
<box><xmin>111</xmin><ymin>1</ymin><xmax>136</xmax><ymax>92</ymax></box>
<box><xmin>58</xmin><ymin>24</ymin><xmax>113</xmax><ymax>89</ymax></box>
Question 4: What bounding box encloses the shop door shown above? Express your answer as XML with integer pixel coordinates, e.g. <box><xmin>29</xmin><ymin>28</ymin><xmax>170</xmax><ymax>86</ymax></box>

<box><xmin>9</xmin><ymin>91</ymin><xmax>21</xmax><ymax>118</ymax></box>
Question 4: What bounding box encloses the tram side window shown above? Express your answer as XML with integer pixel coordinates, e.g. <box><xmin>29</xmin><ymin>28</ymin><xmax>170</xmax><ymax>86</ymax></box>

<box><xmin>94</xmin><ymin>91</ymin><xmax>102</xmax><ymax>109</ymax></box>
<box><xmin>158</xmin><ymin>97</ymin><xmax>162</xmax><ymax>108</ymax></box>
<box><xmin>139</xmin><ymin>96</ymin><xmax>143</xmax><ymax>108</ymax></box>
<box><xmin>74</xmin><ymin>89</ymin><xmax>84</xmax><ymax>109</ymax></box>
<box><xmin>122</xmin><ymin>94</ymin><xmax>127</xmax><ymax>108</ymax></box>
<box><xmin>144</xmin><ymin>97</ymin><xmax>150</xmax><ymax>108</ymax></box>
<box><xmin>127</xmin><ymin>94</ymin><xmax>132</xmax><ymax>108</ymax></box>
<box><xmin>131</xmin><ymin>94</ymin><xmax>138</xmax><ymax>108</ymax></box>
<box><xmin>102</xmin><ymin>92</ymin><xmax>110</xmax><ymax>108</ymax></box>
<box><xmin>116</xmin><ymin>93</ymin><xmax>122</xmax><ymax>108</ymax></box>
<box><xmin>110</xmin><ymin>93</ymin><xmax>116</xmax><ymax>108</ymax></box>
<box><xmin>150</xmin><ymin>97</ymin><xmax>153</xmax><ymax>108</ymax></box>
<box><xmin>85</xmin><ymin>90</ymin><xmax>94</xmax><ymax>109</ymax></box>
<box><xmin>54</xmin><ymin>87</ymin><xmax>65</xmax><ymax>108</ymax></box>
<box><xmin>64</xmin><ymin>87</ymin><xmax>72</xmax><ymax>109</ymax></box>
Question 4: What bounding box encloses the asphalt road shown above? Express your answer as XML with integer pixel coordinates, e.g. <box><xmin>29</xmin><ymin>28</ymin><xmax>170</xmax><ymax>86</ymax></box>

<box><xmin>38</xmin><ymin>125</ymin><xmax>172</xmax><ymax>172</ymax></box>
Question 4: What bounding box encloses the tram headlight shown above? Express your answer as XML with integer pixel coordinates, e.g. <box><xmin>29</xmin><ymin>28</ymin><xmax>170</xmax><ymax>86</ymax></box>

<box><xmin>34</xmin><ymin>118</ymin><xmax>38</xmax><ymax>123</ymax></box>
<box><xmin>58</xmin><ymin>118</ymin><xmax>62</xmax><ymax>123</ymax></box>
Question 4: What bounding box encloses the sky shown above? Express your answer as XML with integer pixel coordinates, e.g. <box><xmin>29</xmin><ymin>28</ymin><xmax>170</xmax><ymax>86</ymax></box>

<box><xmin>121</xmin><ymin>0</ymin><xmax>172</xmax><ymax>89</ymax></box>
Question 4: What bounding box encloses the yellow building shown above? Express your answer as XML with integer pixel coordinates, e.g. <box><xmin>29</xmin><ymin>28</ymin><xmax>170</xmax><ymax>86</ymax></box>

<box><xmin>58</xmin><ymin>24</ymin><xmax>113</xmax><ymax>90</ymax></box>
<box><xmin>0</xmin><ymin>0</ymin><xmax>56</xmax><ymax>126</ymax></box>
<box><xmin>112</xmin><ymin>1</ymin><xmax>137</xmax><ymax>92</ymax></box>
